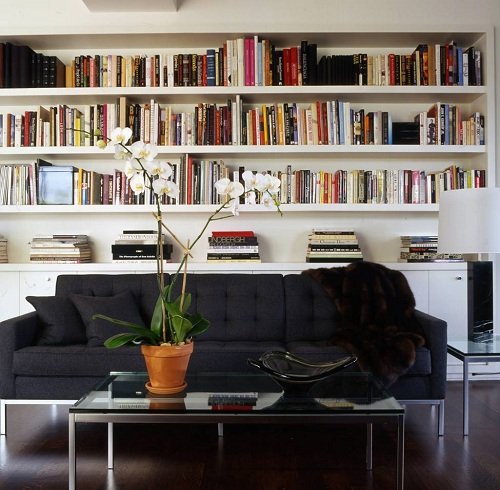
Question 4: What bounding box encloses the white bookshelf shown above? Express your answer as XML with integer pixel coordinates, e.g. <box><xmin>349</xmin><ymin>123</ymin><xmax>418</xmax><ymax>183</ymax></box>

<box><xmin>0</xmin><ymin>27</ymin><xmax>495</xmax><ymax>267</ymax></box>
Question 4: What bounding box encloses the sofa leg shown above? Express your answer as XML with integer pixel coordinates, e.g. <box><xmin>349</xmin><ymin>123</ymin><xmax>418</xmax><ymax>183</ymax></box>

<box><xmin>438</xmin><ymin>400</ymin><xmax>445</xmax><ymax>436</ymax></box>
<box><xmin>0</xmin><ymin>399</ymin><xmax>5</xmax><ymax>435</ymax></box>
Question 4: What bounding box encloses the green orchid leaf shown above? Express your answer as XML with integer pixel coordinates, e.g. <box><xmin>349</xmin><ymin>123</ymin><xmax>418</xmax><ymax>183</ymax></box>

<box><xmin>150</xmin><ymin>294</ymin><xmax>165</xmax><ymax>337</ymax></box>
<box><xmin>188</xmin><ymin>313</ymin><xmax>210</xmax><ymax>337</ymax></box>
<box><xmin>104</xmin><ymin>333</ymin><xmax>146</xmax><ymax>349</ymax></box>
<box><xmin>178</xmin><ymin>293</ymin><xmax>191</xmax><ymax>313</ymax></box>
<box><xmin>170</xmin><ymin>314</ymin><xmax>193</xmax><ymax>343</ymax></box>
<box><xmin>92</xmin><ymin>314</ymin><xmax>160</xmax><ymax>343</ymax></box>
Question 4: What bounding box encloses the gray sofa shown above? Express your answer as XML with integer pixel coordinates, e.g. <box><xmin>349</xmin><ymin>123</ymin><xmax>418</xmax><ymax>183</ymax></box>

<box><xmin>0</xmin><ymin>272</ymin><xmax>447</xmax><ymax>434</ymax></box>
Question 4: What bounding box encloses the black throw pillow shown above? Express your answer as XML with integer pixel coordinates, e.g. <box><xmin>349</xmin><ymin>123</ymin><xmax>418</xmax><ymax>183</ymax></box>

<box><xmin>26</xmin><ymin>296</ymin><xmax>87</xmax><ymax>346</ymax></box>
<box><xmin>70</xmin><ymin>290</ymin><xmax>146</xmax><ymax>347</ymax></box>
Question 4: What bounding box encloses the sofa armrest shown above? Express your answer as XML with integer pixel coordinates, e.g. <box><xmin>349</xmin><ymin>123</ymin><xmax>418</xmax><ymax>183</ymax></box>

<box><xmin>414</xmin><ymin>309</ymin><xmax>448</xmax><ymax>399</ymax></box>
<box><xmin>0</xmin><ymin>312</ymin><xmax>39</xmax><ymax>398</ymax></box>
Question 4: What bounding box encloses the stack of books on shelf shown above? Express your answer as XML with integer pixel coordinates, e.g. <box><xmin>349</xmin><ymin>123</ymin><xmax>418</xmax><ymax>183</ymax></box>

<box><xmin>207</xmin><ymin>231</ymin><xmax>261</xmax><ymax>263</ymax></box>
<box><xmin>29</xmin><ymin>234</ymin><xmax>92</xmax><ymax>264</ymax></box>
<box><xmin>399</xmin><ymin>235</ymin><xmax>463</xmax><ymax>263</ymax></box>
<box><xmin>0</xmin><ymin>235</ymin><xmax>7</xmax><ymax>263</ymax></box>
<box><xmin>306</xmin><ymin>229</ymin><xmax>363</xmax><ymax>263</ymax></box>
<box><xmin>111</xmin><ymin>230</ymin><xmax>173</xmax><ymax>263</ymax></box>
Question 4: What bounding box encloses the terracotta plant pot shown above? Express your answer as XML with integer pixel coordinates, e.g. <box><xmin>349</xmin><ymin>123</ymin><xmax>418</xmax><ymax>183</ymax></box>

<box><xmin>141</xmin><ymin>342</ymin><xmax>194</xmax><ymax>395</ymax></box>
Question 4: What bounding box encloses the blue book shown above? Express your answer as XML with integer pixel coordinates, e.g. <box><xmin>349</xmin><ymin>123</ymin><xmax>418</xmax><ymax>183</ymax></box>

<box><xmin>206</xmin><ymin>49</ymin><xmax>216</xmax><ymax>86</ymax></box>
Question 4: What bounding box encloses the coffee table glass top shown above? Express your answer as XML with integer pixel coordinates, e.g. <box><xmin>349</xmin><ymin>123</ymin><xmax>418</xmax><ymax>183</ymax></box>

<box><xmin>71</xmin><ymin>372</ymin><xmax>402</xmax><ymax>415</ymax></box>
<box><xmin>448</xmin><ymin>336</ymin><xmax>500</xmax><ymax>356</ymax></box>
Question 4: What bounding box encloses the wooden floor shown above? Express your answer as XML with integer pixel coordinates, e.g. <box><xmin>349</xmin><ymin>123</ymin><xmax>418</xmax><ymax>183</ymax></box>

<box><xmin>1</xmin><ymin>381</ymin><xmax>500</xmax><ymax>490</ymax></box>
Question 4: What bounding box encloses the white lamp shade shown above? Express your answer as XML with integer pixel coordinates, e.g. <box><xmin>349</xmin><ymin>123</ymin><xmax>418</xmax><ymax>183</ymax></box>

<box><xmin>438</xmin><ymin>187</ymin><xmax>500</xmax><ymax>254</ymax></box>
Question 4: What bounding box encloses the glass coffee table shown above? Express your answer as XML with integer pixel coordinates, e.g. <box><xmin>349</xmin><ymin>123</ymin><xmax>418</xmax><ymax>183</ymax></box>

<box><xmin>447</xmin><ymin>336</ymin><xmax>500</xmax><ymax>435</ymax></box>
<box><xmin>69</xmin><ymin>372</ymin><xmax>405</xmax><ymax>489</ymax></box>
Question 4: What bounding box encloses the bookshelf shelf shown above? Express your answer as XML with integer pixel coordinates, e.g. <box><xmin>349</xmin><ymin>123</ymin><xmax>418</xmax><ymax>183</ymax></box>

<box><xmin>0</xmin><ymin>85</ymin><xmax>486</xmax><ymax>105</ymax></box>
<box><xmin>0</xmin><ymin>145</ymin><xmax>486</xmax><ymax>158</ymax></box>
<box><xmin>0</xmin><ymin>203</ymin><xmax>439</xmax><ymax>214</ymax></box>
<box><xmin>0</xmin><ymin>26</ymin><xmax>495</xmax><ymax>268</ymax></box>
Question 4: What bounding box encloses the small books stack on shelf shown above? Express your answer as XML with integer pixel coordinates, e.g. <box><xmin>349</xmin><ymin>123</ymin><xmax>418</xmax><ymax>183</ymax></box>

<box><xmin>111</xmin><ymin>230</ymin><xmax>173</xmax><ymax>263</ymax></box>
<box><xmin>0</xmin><ymin>235</ymin><xmax>7</xmax><ymax>263</ymax></box>
<box><xmin>29</xmin><ymin>234</ymin><xmax>92</xmax><ymax>263</ymax></box>
<box><xmin>399</xmin><ymin>235</ymin><xmax>463</xmax><ymax>262</ymax></box>
<box><xmin>306</xmin><ymin>229</ymin><xmax>363</xmax><ymax>263</ymax></box>
<box><xmin>207</xmin><ymin>231</ymin><xmax>261</xmax><ymax>263</ymax></box>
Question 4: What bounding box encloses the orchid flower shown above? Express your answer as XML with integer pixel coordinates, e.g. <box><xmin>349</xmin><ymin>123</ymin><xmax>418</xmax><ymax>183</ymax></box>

<box><xmin>129</xmin><ymin>173</ymin><xmax>146</xmax><ymax>195</ymax></box>
<box><xmin>214</xmin><ymin>178</ymin><xmax>245</xmax><ymax>199</ymax></box>
<box><xmin>145</xmin><ymin>160</ymin><xmax>173</xmax><ymax>180</ymax></box>
<box><xmin>130</xmin><ymin>141</ymin><xmax>158</xmax><ymax>161</ymax></box>
<box><xmin>109</xmin><ymin>127</ymin><xmax>132</xmax><ymax>146</ymax></box>
<box><xmin>152</xmin><ymin>178</ymin><xmax>179</xmax><ymax>199</ymax></box>
<box><xmin>124</xmin><ymin>159</ymin><xmax>143</xmax><ymax>179</ymax></box>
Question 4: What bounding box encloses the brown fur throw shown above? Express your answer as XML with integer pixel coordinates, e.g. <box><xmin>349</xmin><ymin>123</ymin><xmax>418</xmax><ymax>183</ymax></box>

<box><xmin>303</xmin><ymin>261</ymin><xmax>426</xmax><ymax>386</ymax></box>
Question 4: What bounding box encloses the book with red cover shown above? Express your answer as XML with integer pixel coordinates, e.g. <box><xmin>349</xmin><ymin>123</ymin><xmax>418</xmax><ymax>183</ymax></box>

<box><xmin>211</xmin><ymin>231</ymin><xmax>255</xmax><ymax>237</ymax></box>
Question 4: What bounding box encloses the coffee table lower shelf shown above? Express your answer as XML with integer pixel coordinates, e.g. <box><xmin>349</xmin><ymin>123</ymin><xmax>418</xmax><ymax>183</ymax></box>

<box><xmin>68</xmin><ymin>372</ymin><xmax>405</xmax><ymax>489</ymax></box>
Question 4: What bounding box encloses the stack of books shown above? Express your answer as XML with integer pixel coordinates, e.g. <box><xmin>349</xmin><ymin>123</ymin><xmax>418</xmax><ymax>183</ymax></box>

<box><xmin>111</xmin><ymin>230</ymin><xmax>173</xmax><ymax>263</ymax></box>
<box><xmin>399</xmin><ymin>235</ymin><xmax>463</xmax><ymax>263</ymax></box>
<box><xmin>207</xmin><ymin>231</ymin><xmax>261</xmax><ymax>263</ymax></box>
<box><xmin>29</xmin><ymin>234</ymin><xmax>92</xmax><ymax>263</ymax></box>
<box><xmin>0</xmin><ymin>235</ymin><xmax>7</xmax><ymax>263</ymax></box>
<box><xmin>306</xmin><ymin>229</ymin><xmax>363</xmax><ymax>263</ymax></box>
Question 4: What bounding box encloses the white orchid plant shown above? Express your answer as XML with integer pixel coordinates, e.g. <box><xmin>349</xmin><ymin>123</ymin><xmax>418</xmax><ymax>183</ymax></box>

<box><xmin>94</xmin><ymin>127</ymin><xmax>282</xmax><ymax>348</ymax></box>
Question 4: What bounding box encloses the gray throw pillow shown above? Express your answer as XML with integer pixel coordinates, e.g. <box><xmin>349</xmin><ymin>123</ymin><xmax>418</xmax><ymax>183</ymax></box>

<box><xmin>26</xmin><ymin>295</ymin><xmax>87</xmax><ymax>346</ymax></box>
<box><xmin>70</xmin><ymin>290</ymin><xmax>146</xmax><ymax>347</ymax></box>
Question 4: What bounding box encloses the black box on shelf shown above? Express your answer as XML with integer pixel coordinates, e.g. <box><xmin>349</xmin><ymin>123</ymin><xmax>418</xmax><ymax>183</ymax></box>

<box><xmin>392</xmin><ymin>122</ymin><xmax>420</xmax><ymax>145</ymax></box>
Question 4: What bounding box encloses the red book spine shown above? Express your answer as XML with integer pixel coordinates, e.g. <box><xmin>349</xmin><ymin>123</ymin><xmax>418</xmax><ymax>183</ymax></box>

<box><xmin>388</xmin><ymin>54</ymin><xmax>396</xmax><ymax>85</ymax></box>
<box><xmin>283</xmin><ymin>48</ymin><xmax>291</xmax><ymax>86</ymax></box>
<box><xmin>290</xmin><ymin>46</ymin><xmax>298</xmax><ymax>86</ymax></box>
<box><xmin>211</xmin><ymin>231</ymin><xmax>255</xmax><ymax>237</ymax></box>
<box><xmin>249</xmin><ymin>37</ymin><xmax>255</xmax><ymax>86</ymax></box>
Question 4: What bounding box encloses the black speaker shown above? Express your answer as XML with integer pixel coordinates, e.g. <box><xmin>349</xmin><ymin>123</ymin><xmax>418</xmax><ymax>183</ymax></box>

<box><xmin>467</xmin><ymin>261</ymin><xmax>493</xmax><ymax>342</ymax></box>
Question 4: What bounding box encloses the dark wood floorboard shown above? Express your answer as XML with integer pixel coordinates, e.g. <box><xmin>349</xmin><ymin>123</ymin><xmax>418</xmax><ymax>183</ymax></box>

<box><xmin>1</xmin><ymin>381</ymin><xmax>500</xmax><ymax>489</ymax></box>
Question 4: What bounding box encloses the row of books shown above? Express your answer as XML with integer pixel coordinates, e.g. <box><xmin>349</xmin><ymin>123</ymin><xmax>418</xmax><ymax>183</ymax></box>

<box><xmin>207</xmin><ymin>231</ymin><xmax>261</xmax><ymax>263</ymax></box>
<box><xmin>0</xmin><ymin>97</ymin><xmax>486</xmax><ymax>149</ymax></box>
<box><xmin>29</xmin><ymin>234</ymin><xmax>92</xmax><ymax>264</ymax></box>
<box><xmin>417</xmin><ymin>103</ymin><xmax>484</xmax><ymax>146</ymax></box>
<box><xmin>0</xmin><ymin>158</ymin><xmax>486</xmax><ymax>206</ymax></box>
<box><xmin>0</xmin><ymin>100</ymin><xmax>128</xmax><ymax>148</ymax></box>
<box><xmin>65</xmin><ymin>40</ymin><xmax>484</xmax><ymax>88</ymax></box>
<box><xmin>306</xmin><ymin>229</ymin><xmax>363</xmax><ymax>263</ymax></box>
<box><xmin>0</xmin><ymin>235</ymin><xmax>7</xmax><ymax>263</ymax></box>
<box><xmin>111</xmin><ymin>230</ymin><xmax>173</xmax><ymax>263</ymax></box>
<box><xmin>399</xmin><ymin>235</ymin><xmax>463</xmax><ymax>263</ymax></box>
<box><xmin>0</xmin><ymin>43</ymin><xmax>65</xmax><ymax>89</ymax></box>
<box><xmin>278</xmin><ymin>166</ymin><xmax>486</xmax><ymax>205</ymax></box>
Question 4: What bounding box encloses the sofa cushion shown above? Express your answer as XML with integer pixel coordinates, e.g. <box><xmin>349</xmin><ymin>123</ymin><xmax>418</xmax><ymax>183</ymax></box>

<box><xmin>56</xmin><ymin>273</ymin><xmax>164</xmax><ymax>324</ymax></box>
<box><xmin>26</xmin><ymin>296</ymin><xmax>87</xmax><ymax>346</ymax></box>
<box><xmin>12</xmin><ymin>345</ymin><xmax>145</xmax><ymax>377</ymax></box>
<box><xmin>170</xmin><ymin>274</ymin><xmax>286</xmax><ymax>342</ymax></box>
<box><xmin>70</xmin><ymin>290</ymin><xmax>146</xmax><ymax>347</ymax></box>
<box><xmin>189</xmin><ymin>340</ymin><xmax>286</xmax><ymax>373</ymax></box>
<box><xmin>283</xmin><ymin>274</ymin><xmax>339</xmax><ymax>342</ymax></box>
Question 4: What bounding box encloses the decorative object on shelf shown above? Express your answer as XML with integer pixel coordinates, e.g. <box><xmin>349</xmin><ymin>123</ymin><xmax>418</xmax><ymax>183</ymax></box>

<box><xmin>247</xmin><ymin>351</ymin><xmax>357</xmax><ymax>396</ymax></box>
<box><xmin>438</xmin><ymin>187</ymin><xmax>500</xmax><ymax>342</ymax></box>
<box><xmin>93</xmin><ymin>127</ymin><xmax>282</xmax><ymax>393</ymax></box>
<box><xmin>306</xmin><ymin>229</ymin><xmax>363</xmax><ymax>263</ymax></box>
